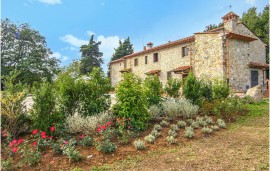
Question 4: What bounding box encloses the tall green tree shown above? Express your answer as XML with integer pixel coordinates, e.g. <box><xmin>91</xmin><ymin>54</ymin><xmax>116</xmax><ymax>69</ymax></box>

<box><xmin>1</xmin><ymin>19</ymin><xmax>60</xmax><ymax>86</ymax></box>
<box><xmin>241</xmin><ymin>5</ymin><xmax>269</xmax><ymax>63</ymax></box>
<box><xmin>80</xmin><ymin>35</ymin><xmax>103</xmax><ymax>75</ymax></box>
<box><xmin>204</xmin><ymin>23</ymin><xmax>224</xmax><ymax>32</ymax></box>
<box><xmin>111</xmin><ymin>37</ymin><xmax>134</xmax><ymax>61</ymax></box>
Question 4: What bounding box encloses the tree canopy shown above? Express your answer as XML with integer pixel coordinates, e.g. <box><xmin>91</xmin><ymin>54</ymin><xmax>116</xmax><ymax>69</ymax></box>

<box><xmin>1</xmin><ymin>19</ymin><xmax>60</xmax><ymax>86</ymax></box>
<box><xmin>80</xmin><ymin>35</ymin><xmax>103</xmax><ymax>75</ymax></box>
<box><xmin>111</xmin><ymin>37</ymin><xmax>134</xmax><ymax>61</ymax></box>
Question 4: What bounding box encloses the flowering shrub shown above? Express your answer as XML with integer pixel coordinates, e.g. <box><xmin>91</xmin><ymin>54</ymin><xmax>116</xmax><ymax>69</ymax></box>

<box><xmin>61</xmin><ymin>140</ymin><xmax>81</xmax><ymax>162</ymax></box>
<box><xmin>79</xmin><ymin>135</ymin><xmax>93</xmax><ymax>147</ymax></box>
<box><xmin>116</xmin><ymin>118</ymin><xmax>132</xmax><ymax>145</ymax></box>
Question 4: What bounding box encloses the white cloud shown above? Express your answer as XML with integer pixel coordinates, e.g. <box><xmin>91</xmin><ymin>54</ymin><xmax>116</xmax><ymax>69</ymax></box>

<box><xmin>61</xmin><ymin>46</ymin><xmax>78</xmax><ymax>51</ymax></box>
<box><xmin>245</xmin><ymin>0</ymin><xmax>255</xmax><ymax>5</ymax></box>
<box><xmin>38</xmin><ymin>0</ymin><xmax>62</xmax><ymax>5</ymax></box>
<box><xmin>87</xmin><ymin>31</ymin><xmax>95</xmax><ymax>36</ymax></box>
<box><xmin>60</xmin><ymin>34</ymin><xmax>88</xmax><ymax>47</ymax></box>
<box><xmin>50</xmin><ymin>52</ymin><xmax>69</xmax><ymax>62</ymax></box>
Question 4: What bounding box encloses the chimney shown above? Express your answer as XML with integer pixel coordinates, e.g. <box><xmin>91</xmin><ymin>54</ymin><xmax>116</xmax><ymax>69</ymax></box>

<box><xmin>146</xmin><ymin>42</ymin><xmax>153</xmax><ymax>50</ymax></box>
<box><xmin>222</xmin><ymin>12</ymin><xmax>239</xmax><ymax>32</ymax></box>
<box><xmin>143</xmin><ymin>46</ymin><xmax>146</xmax><ymax>51</ymax></box>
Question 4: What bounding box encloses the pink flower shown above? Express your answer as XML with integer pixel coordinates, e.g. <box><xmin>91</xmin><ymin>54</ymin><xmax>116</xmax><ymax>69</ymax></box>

<box><xmin>64</xmin><ymin>141</ymin><xmax>68</xmax><ymax>144</ymax></box>
<box><xmin>17</xmin><ymin>139</ymin><xmax>24</xmax><ymax>145</ymax></box>
<box><xmin>9</xmin><ymin>140</ymin><xmax>17</xmax><ymax>147</ymax></box>
<box><xmin>50</xmin><ymin>126</ymin><xmax>55</xmax><ymax>132</ymax></box>
<box><xmin>79</xmin><ymin>134</ymin><xmax>85</xmax><ymax>139</ymax></box>
<box><xmin>12</xmin><ymin>147</ymin><xmax>18</xmax><ymax>153</ymax></box>
<box><xmin>127</xmin><ymin>126</ymin><xmax>131</xmax><ymax>129</ymax></box>
<box><xmin>32</xmin><ymin>129</ymin><xmax>38</xmax><ymax>135</ymax></box>
<box><xmin>106</xmin><ymin>122</ymin><xmax>112</xmax><ymax>126</ymax></box>
<box><xmin>48</xmin><ymin>136</ymin><xmax>53</xmax><ymax>140</ymax></box>
<box><xmin>33</xmin><ymin>141</ymin><xmax>37</xmax><ymax>146</ymax></box>
<box><xmin>1</xmin><ymin>130</ymin><xmax>7</xmax><ymax>137</ymax></box>
<box><xmin>116</xmin><ymin>118</ymin><xmax>119</xmax><ymax>122</ymax></box>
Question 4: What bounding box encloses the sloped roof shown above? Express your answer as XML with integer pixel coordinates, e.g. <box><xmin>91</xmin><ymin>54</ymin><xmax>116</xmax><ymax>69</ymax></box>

<box><xmin>171</xmin><ymin>66</ymin><xmax>190</xmax><ymax>72</ymax></box>
<box><xmin>226</xmin><ymin>32</ymin><xmax>257</xmax><ymax>42</ymax></box>
<box><xmin>248</xmin><ymin>62</ymin><xmax>269</xmax><ymax>69</ymax></box>
<box><xmin>145</xmin><ymin>69</ymin><xmax>161</xmax><ymax>75</ymax></box>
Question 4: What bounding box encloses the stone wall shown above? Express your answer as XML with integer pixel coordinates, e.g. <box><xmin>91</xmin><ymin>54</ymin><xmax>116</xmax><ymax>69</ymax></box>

<box><xmin>193</xmin><ymin>33</ymin><xmax>224</xmax><ymax>80</ymax></box>
<box><xmin>110</xmin><ymin>42</ymin><xmax>193</xmax><ymax>86</ymax></box>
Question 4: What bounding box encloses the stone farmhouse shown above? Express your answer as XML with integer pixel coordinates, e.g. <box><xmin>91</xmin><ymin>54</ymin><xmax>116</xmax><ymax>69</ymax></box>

<box><xmin>109</xmin><ymin>12</ymin><xmax>268</xmax><ymax>92</ymax></box>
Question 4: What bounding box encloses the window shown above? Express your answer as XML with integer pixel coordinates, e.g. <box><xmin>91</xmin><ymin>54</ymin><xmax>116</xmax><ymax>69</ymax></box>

<box><xmin>153</xmin><ymin>53</ymin><xmax>158</xmax><ymax>62</ymax></box>
<box><xmin>124</xmin><ymin>60</ymin><xmax>127</xmax><ymax>68</ymax></box>
<box><xmin>167</xmin><ymin>71</ymin><xmax>172</xmax><ymax>80</ymax></box>
<box><xmin>134</xmin><ymin>58</ymin><xmax>138</xmax><ymax>66</ymax></box>
<box><xmin>145</xmin><ymin>56</ymin><xmax>148</xmax><ymax>64</ymax></box>
<box><xmin>182</xmin><ymin>46</ymin><xmax>188</xmax><ymax>57</ymax></box>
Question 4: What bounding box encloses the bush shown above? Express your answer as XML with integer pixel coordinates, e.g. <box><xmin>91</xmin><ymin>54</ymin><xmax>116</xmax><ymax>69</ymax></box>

<box><xmin>150</xmin><ymin>130</ymin><xmax>160</xmax><ymax>138</ymax></box>
<box><xmin>204</xmin><ymin>116</ymin><xmax>213</xmax><ymax>124</ymax></box>
<box><xmin>177</xmin><ymin>121</ymin><xmax>186</xmax><ymax>128</ymax></box>
<box><xmin>177</xmin><ymin>98</ymin><xmax>199</xmax><ymax>118</ymax></box>
<box><xmin>1</xmin><ymin>71</ymin><xmax>30</xmax><ymax>137</ymax></box>
<box><xmin>186</xmin><ymin>119</ymin><xmax>194</xmax><ymax>125</ymax></box>
<box><xmin>217</xmin><ymin>119</ymin><xmax>226</xmax><ymax>128</ymax></box>
<box><xmin>200</xmin><ymin>100</ymin><xmax>216</xmax><ymax>116</ymax></box>
<box><xmin>164</xmin><ymin>78</ymin><xmax>182</xmax><ymax>98</ymax></box>
<box><xmin>149</xmin><ymin>105</ymin><xmax>161</xmax><ymax>120</ymax></box>
<box><xmin>212</xmin><ymin>79</ymin><xmax>230</xmax><ymax>100</ymax></box>
<box><xmin>202</xmin><ymin>127</ymin><xmax>213</xmax><ymax>134</ymax></box>
<box><xmin>160</xmin><ymin>120</ymin><xmax>169</xmax><ymax>127</ymax></box>
<box><xmin>96</xmin><ymin>139</ymin><xmax>117</xmax><ymax>154</ymax></box>
<box><xmin>196</xmin><ymin>117</ymin><xmax>207</xmax><ymax>127</ymax></box>
<box><xmin>170</xmin><ymin>124</ymin><xmax>179</xmax><ymax>132</ymax></box>
<box><xmin>184</xmin><ymin>127</ymin><xmax>194</xmax><ymax>138</ymax></box>
<box><xmin>183</xmin><ymin>73</ymin><xmax>203</xmax><ymax>106</ymax></box>
<box><xmin>65</xmin><ymin>112</ymin><xmax>114</xmax><ymax>134</ymax></box>
<box><xmin>214</xmin><ymin>97</ymin><xmax>245</xmax><ymax>121</ymax></box>
<box><xmin>168</xmin><ymin>130</ymin><xmax>177</xmax><ymax>138</ymax></box>
<box><xmin>200</xmin><ymin>81</ymin><xmax>213</xmax><ymax>101</ymax></box>
<box><xmin>191</xmin><ymin>121</ymin><xmax>199</xmax><ymax>129</ymax></box>
<box><xmin>211</xmin><ymin>125</ymin><xmax>220</xmax><ymax>131</ymax></box>
<box><xmin>133</xmin><ymin>139</ymin><xmax>145</xmax><ymax>150</ymax></box>
<box><xmin>161</xmin><ymin>99</ymin><xmax>180</xmax><ymax>118</ymax></box>
<box><xmin>56</xmin><ymin>67</ymin><xmax>111</xmax><ymax>116</ymax></box>
<box><xmin>114</xmin><ymin>73</ymin><xmax>149</xmax><ymax>130</ymax></box>
<box><xmin>62</xmin><ymin>142</ymin><xmax>81</xmax><ymax>162</ymax></box>
<box><xmin>144</xmin><ymin>76</ymin><xmax>163</xmax><ymax>106</ymax></box>
<box><xmin>79</xmin><ymin>136</ymin><xmax>93</xmax><ymax>146</ymax></box>
<box><xmin>153</xmin><ymin>124</ymin><xmax>162</xmax><ymax>131</ymax></box>
<box><xmin>166</xmin><ymin>136</ymin><xmax>177</xmax><ymax>144</ymax></box>
<box><xmin>144</xmin><ymin>134</ymin><xmax>156</xmax><ymax>143</ymax></box>
<box><xmin>31</xmin><ymin>82</ymin><xmax>64</xmax><ymax>132</ymax></box>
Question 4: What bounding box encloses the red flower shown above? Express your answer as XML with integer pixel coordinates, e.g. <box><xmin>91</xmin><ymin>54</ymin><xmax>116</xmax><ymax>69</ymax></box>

<box><xmin>32</xmin><ymin>129</ymin><xmax>38</xmax><ymax>135</ymax></box>
<box><xmin>116</xmin><ymin>118</ymin><xmax>119</xmax><ymax>122</ymax></box>
<box><xmin>50</xmin><ymin>126</ymin><xmax>55</xmax><ymax>132</ymax></box>
<box><xmin>106</xmin><ymin>121</ymin><xmax>112</xmax><ymax>126</ymax></box>
<box><xmin>79</xmin><ymin>134</ymin><xmax>85</xmax><ymax>139</ymax></box>
<box><xmin>41</xmin><ymin>135</ymin><xmax>47</xmax><ymax>139</ymax></box>
<box><xmin>17</xmin><ymin>139</ymin><xmax>24</xmax><ymax>145</ymax></box>
<box><xmin>33</xmin><ymin>141</ymin><xmax>37</xmax><ymax>146</ymax></box>
<box><xmin>9</xmin><ymin>140</ymin><xmax>17</xmax><ymax>147</ymax></box>
<box><xmin>12</xmin><ymin>147</ymin><xmax>18</xmax><ymax>153</ymax></box>
<box><xmin>64</xmin><ymin>141</ymin><xmax>68</xmax><ymax>144</ymax></box>
<box><xmin>1</xmin><ymin>130</ymin><xmax>7</xmax><ymax>137</ymax></box>
<box><xmin>41</xmin><ymin>131</ymin><xmax>46</xmax><ymax>136</ymax></box>
<box><xmin>127</xmin><ymin>126</ymin><xmax>131</xmax><ymax>129</ymax></box>
<box><xmin>48</xmin><ymin>136</ymin><xmax>53</xmax><ymax>140</ymax></box>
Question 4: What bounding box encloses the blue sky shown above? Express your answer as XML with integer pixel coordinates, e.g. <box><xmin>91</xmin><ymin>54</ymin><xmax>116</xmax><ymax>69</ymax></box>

<box><xmin>2</xmin><ymin>0</ymin><xmax>268</xmax><ymax>72</ymax></box>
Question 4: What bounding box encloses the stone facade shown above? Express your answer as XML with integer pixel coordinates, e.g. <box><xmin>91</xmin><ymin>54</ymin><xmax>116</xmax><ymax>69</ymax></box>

<box><xmin>110</xmin><ymin>12</ymin><xmax>268</xmax><ymax>92</ymax></box>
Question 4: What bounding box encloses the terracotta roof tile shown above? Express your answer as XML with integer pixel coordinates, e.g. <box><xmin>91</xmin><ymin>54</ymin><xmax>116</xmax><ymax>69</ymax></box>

<box><xmin>171</xmin><ymin>66</ymin><xmax>190</xmax><ymax>72</ymax></box>
<box><xmin>119</xmin><ymin>68</ymin><xmax>132</xmax><ymax>73</ymax></box>
<box><xmin>248</xmin><ymin>62</ymin><xmax>269</xmax><ymax>69</ymax></box>
<box><xmin>145</xmin><ymin>69</ymin><xmax>161</xmax><ymax>75</ymax></box>
<box><xmin>226</xmin><ymin>32</ymin><xmax>257</xmax><ymax>42</ymax></box>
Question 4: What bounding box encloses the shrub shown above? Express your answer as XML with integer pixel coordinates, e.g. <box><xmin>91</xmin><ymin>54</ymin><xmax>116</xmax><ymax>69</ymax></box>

<box><xmin>200</xmin><ymin>81</ymin><xmax>213</xmax><ymax>101</ymax></box>
<box><xmin>144</xmin><ymin>134</ymin><xmax>156</xmax><ymax>143</ymax></box>
<box><xmin>96</xmin><ymin>139</ymin><xmax>117</xmax><ymax>154</ymax></box>
<box><xmin>65</xmin><ymin>112</ymin><xmax>113</xmax><ymax>134</ymax></box>
<box><xmin>153</xmin><ymin>124</ymin><xmax>162</xmax><ymax>131</ymax></box>
<box><xmin>212</xmin><ymin>79</ymin><xmax>230</xmax><ymax>100</ymax></box>
<box><xmin>170</xmin><ymin>124</ymin><xmax>179</xmax><ymax>132</ymax></box>
<box><xmin>21</xmin><ymin>149</ymin><xmax>42</xmax><ymax>166</ymax></box>
<box><xmin>214</xmin><ymin>97</ymin><xmax>245</xmax><ymax>121</ymax></box>
<box><xmin>186</xmin><ymin>119</ymin><xmax>194</xmax><ymax>125</ymax></box>
<box><xmin>62</xmin><ymin>142</ymin><xmax>81</xmax><ymax>162</ymax></box>
<box><xmin>161</xmin><ymin>99</ymin><xmax>180</xmax><ymax>118</ymax></box>
<box><xmin>211</xmin><ymin>125</ymin><xmax>220</xmax><ymax>131</ymax></box>
<box><xmin>168</xmin><ymin>130</ymin><xmax>177</xmax><ymax>138</ymax></box>
<box><xmin>114</xmin><ymin>73</ymin><xmax>149</xmax><ymax>130</ymax></box>
<box><xmin>149</xmin><ymin>105</ymin><xmax>161</xmax><ymax>120</ymax></box>
<box><xmin>196</xmin><ymin>117</ymin><xmax>207</xmax><ymax>127</ymax></box>
<box><xmin>183</xmin><ymin>73</ymin><xmax>203</xmax><ymax>106</ymax></box>
<box><xmin>177</xmin><ymin>121</ymin><xmax>186</xmax><ymax>128</ymax></box>
<box><xmin>52</xmin><ymin>141</ymin><xmax>63</xmax><ymax>154</ymax></box>
<box><xmin>217</xmin><ymin>119</ymin><xmax>226</xmax><ymax>128</ymax></box>
<box><xmin>160</xmin><ymin>120</ymin><xmax>169</xmax><ymax>127</ymax></box>
<box><xmin>144</xmin><ymin>76</ymin><xmax>163</xmax><ymax>106</ymax></box>
<box><xmin>31</xmin><ymin>82</ymin><xmax>64</xmax><ymax>132</ymax></box>
<box><xmin>166</xmin><ymin>136</ymin><xmax>177</xmax><ymax>144</ymax></box>
<box><xmin>164</xmin><ymin>78</ymin><xmax>182</xmax><ymax>98</ymax></box>
<box><xmin>177</xmin><ymin>98</ymin><xmax>199</xmax><ymax>118</ymax></box>
<box><xmin>150</xmin><ymin>130</ymin><xmax>160</xmax><ymax>138</ymax></box>
<box><xmin>202</xmin><ymin>127</ymin><xmax>213</xmax><ymax>134</ymax></box>
<box><xmin>79</xmin><ymin>136</ymin><xmax>93</xmax><ymax>146</ymax></box>
<box><xmin>56</xmin><ymin>67</ymin><xmax>111</xmax><ymax>117</ymax></box>
<box><xmin>191</xmin><ymin>121</ymin><xmax>199</xmax><ymax>129</ymax></box>
<box><xmin>133</xmin><ymin>139</ymin><xmax>145</xmax><ymax>150</ymax></box>
<box><xmin>1</xmin><ymin>71</ymin><xmax>30</xmax><ymax>137</ymax></box>
<box><xmin>184</xmin><ymin>127</ymin><xmax>194</xmax><ymax>138</ymax></box>
<box><xmin>204</xmin><ymin>116</ymin><xmax>213</xmax><ymax>124</ymax></box>
<box><xmin>200</xmin><ymin>100</ymin><xmax>216</xmax><ymax>116</ymax></box>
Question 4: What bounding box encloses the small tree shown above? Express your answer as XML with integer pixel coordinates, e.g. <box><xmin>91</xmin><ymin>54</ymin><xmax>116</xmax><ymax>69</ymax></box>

<box><xmin>144</xmin><ymin>76</ymin><xmax>163</xmax><ymax>106</ymax></box>
<box><xmin>164</xmin><ymin>78</ymin><xmax>182</xmax><ymax>98</ymax></box>
<box><xmin>114</xmin><ymin>73</ymin><xmax>149</xmax><ymax>130</ymax></box>
<box><xmin>183</xmin><ymin>73</ymin><xmax>203</xmax><ymax>106</ymax></box>
<box><xmin>212</xmin><ymin>79</ymin><xmax>230</xmax><ymax>100</ymax></box>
